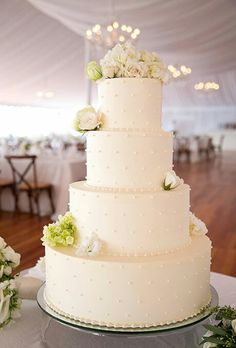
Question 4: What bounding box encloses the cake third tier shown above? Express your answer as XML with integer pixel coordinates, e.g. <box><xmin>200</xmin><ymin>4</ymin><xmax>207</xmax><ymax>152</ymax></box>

<box><xmin>70</xmin><ymin>181</ymin><xmax>191</xmax><ymax>255</ymax></box>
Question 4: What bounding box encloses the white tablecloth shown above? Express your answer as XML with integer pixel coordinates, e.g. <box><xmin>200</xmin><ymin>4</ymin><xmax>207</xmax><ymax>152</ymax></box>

<box><xmin>0</xmin><ymin>154</ymin><xmax>86</xmax><ymax>218</ymax></box>
<box><xmin>0</xmin><ymin>272</ymin><xmax>235</xmax><ymax>348</ymax></box>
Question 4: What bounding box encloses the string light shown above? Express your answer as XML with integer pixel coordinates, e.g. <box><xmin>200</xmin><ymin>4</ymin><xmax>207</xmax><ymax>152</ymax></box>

<box><xmin>85</xmin><ymin>22</ymin><xmax>140</xmax><ymax>48</ymax></box>
<box><xmin>168</xmin><ymin>64</ymin><xmax>192</xmax><ymax>79</ymax></box>
<box><xmin>194</xmin><ymin>82</ymin><xmax>220</xmax><ymax>91</ymax></box>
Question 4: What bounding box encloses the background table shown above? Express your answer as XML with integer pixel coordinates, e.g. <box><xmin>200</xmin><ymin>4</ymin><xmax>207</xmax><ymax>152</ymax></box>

<box><xmin>0</xmin><ymin>272</ymin><xmax>235</xmax><ymax>348</ymax></box>
<box><xmin>0</xmin><ymin>154</ymin><xmax>86</xmax><ymax>219</ymax></box>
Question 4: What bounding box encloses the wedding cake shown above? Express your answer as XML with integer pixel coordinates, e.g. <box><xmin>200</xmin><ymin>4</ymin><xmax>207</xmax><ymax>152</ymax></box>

<box><xmin>43</xmin><ymin>43</ymin><xmax>212</xmax><ymax>328</ymax></box>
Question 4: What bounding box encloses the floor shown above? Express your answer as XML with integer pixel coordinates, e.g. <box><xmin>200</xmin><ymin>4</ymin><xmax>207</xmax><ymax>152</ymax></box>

<box><xmin>0</xmin><ymin>151</ymin><xmax>235</xmax><ymax>276</ymax></box>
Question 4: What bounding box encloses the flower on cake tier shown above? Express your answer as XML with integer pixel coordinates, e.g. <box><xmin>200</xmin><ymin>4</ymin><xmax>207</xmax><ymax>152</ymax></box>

<box><xmin>85</xmin><ymin>42</ymin><xmax>169</xmax><ymax>83</ymax></box>
<box><xmin>76</xmin><ymin>233</ymin><xmax>102</xmax><ymax>257</ymax></box>
<box><xmin>163</xmin><ymin>171</ymin><xmax>184</xmax><ymax>191</ymax></box>
<box><xmin>41</xmin><ymin>212</ymin><xmax>77</xmax><ymax>247</ymax></box>
<box><xmin>189</xmin><ymin>212</ymin><xmax>208</xmax><ymax>236</ymax></box>
<box><xmin>73</xmin><ymin>106</ymin><xmax>102</xmax><ymax>133</ymax></box>
<box><xmin>0</xmin><ymin>278</ymin><xmax>21</xmax><ymax>329</ymax></box>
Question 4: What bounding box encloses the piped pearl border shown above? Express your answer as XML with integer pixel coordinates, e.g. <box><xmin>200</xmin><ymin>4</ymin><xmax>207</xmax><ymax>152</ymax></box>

<box><xmin>44</xmin><ymin>291</ymin><xmax>212</xmax><ymax>329</ymax></box>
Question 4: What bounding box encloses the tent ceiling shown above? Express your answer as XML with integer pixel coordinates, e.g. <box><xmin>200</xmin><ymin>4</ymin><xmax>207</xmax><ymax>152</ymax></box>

<box><xmin>1</xmin><ymin>0</ymin><xmax>236</xmax><ymax>108</ymax></box>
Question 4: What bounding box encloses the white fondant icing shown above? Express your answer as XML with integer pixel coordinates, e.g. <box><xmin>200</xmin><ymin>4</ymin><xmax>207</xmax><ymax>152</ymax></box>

<box><xmin>45</xmin><ymin>235</ymin><xmax>211</xmax><ymax>328</ymax></box>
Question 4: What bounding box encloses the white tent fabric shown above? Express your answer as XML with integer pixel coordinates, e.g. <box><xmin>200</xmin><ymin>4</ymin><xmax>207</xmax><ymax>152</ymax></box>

<box><xmin>0</xmin><ymin>0</ymin><xmax>236</xmax><ymax>132</ymax></box>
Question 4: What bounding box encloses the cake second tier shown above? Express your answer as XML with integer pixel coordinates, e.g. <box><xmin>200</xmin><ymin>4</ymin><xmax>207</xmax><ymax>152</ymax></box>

<box><xmin>86</xmin><ymin>130</ymin><xmax>172</xmax><ymax>189</ymax></box>
<box><xmin>69</xmin><ymin>181</ymin><xmax>191</xmax><ymax>256</ymax></box>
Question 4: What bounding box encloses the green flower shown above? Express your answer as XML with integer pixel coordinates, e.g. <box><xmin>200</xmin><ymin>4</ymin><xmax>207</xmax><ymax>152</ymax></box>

<box><xmin>86</xmin><ymin>61</ymin><xmax>102</xmax><ymax>81</ymax></box>
<box><xmin>41</xmin><ymin>212</ymin><xmax>77</xmax><ymax>247</ymax></box>
<box><xmin>73</xmin><ymin>106</ymin><xmax>102</xmax><ymax>133</ymax></box>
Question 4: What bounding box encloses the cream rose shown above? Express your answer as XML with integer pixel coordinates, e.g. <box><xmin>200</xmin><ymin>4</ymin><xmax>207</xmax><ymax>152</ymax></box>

<box><xmin>73</xmin><ymin>106</ymin><xmax>101</xmax><ymax>133</ymax></box>
<box><xmin>0</xmin><ymin>291</ymin><xmax>10</xmax><ymax>325</ymax></box>
<box><xmin>0</xmin><ymin>237</ymin><xmax>6</xmax><ymax>249</ymax></box>
<box><xmin>3</xmin><ymin>265</ymin><xmax>12</xmax><ymax>276</ymax></box>
<box><xmin>0</xmin><ymin>265</ymin><xmax>4</xmax><ymax>278</ymax></box>
<box><xmin>125</xmin><ymin>59</ymin><xmax>148</xmax><ymax>78</ymax></box>
<box><xmin>189</xmin><ymin>212</ymin><xmax>208</xmax><ymax>236</ymax></box>
<box><xmin>101</xmin><ymin>63</ymin><xmax>118</xmax><ymax>78</ymax></box>
<box><xmin>2</xmin><ymin>246</ymin><xmax>20</xmax><ymax>268</ymax></box>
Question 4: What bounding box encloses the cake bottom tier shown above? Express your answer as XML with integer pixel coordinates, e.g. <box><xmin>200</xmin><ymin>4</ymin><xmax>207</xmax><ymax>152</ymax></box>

<box><xmin>45</xmin><ymin>235</ymin><xmax>211</xmax><ymax>328</ymax></box>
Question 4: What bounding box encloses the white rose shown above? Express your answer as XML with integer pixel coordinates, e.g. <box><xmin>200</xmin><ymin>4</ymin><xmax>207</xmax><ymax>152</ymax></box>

<box><xmin>125</xmin><ymin>59</ymin><xmax>148</xmax><ymax>78</ymax></box>
<box><xmin>123</xmin><ymin>42</ymin><xmax>136</xmax><ymax>59</ymax></box>
<box><xmin>148</xmin><ymin>61</ymin><xmax>166</xmax><ymax>79</ymax></box>
<box><xmin>0</xmin><ymin>265</ymin><xmax>4</xmax><ymax>278</ymax></box>
<box><xmin>2</xmin><ymin>246</ymin><xmax>20</xmax><ymax>268</ymax></box>
<box><xmin>151</xmin><ymin>52</ymin><xmax>162</xmax><ymax>62</ymax></box>
<box><xmin>101</xmin><ymin>63</ymin><xmax>118</xmax><ymax>78</ymax></box>
<box><xmin>0</xmin><ymin>291</ymin><xmax>11</xmax><ymax>325</ymax></box>
<box><xmin>76</xmin><ymin>233</ymin><xmax>102</xmax><ymax>257</ymax></box>
<box><xmin>3</xmin><ymin>265</ymin><xmax>12</xmax><ymax>276</ymax></box>
<box><xmin>163</xmin><ymin>171</ymin><xmax>184</xmax><ymax>190</ymax></box>
<box><xmin>189</xmin><ymin>212</ymin><xmax>208</xmax><ymax>236</ymax></box>
<box><xmin>0</xmin><ymin>237</ymin><xmax>6</xmax><ymax>250</ymax></box>
<box><xmin>110</xmin><ymin>44</ymin><xmax>129</xmax><ymax>64</ymax></box>
<box><xmin>73</xmin><ymin>106</ymin><xmax>101</xmax><ymax>132</ymax></box>
<box><xmin>9</xmin><ymin>279</ymin><xmax>17</xmax><ymax>290</ymax></box>
<box><xmin>139</xmin><ymin>50</ymin><xmax>155</xmax><ymax>63</ymax></box>
<box><xmin>231</xmin><ymin>319</ymin><xmax>236</xmax><ymax>333</ymax></box>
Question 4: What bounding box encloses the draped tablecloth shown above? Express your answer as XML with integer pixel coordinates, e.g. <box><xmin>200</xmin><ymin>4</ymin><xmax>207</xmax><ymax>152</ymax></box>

<box><xmin>0</xmin><ymin>154</ymin><xmax>86</xmax><ymax>219</ymax></box>
<box><xmin>0</xmin><ymin>272</ymin><xmax>235</xmax><ymax>348</ymax></box>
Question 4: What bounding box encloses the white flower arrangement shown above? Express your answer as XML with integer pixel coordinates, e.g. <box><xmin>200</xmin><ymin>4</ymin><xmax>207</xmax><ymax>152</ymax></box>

<box><xmin>189</xmin><ymin>212</ymin><xmax>208</xmax><ymax>236</ymax></box>
<box><xmin>201</xmin><ymin>306</ymin><xmax>236</xmax><ymax>347</ymax></box>
<box><xmin>86</xmin><ymin>42</ymin><xmax>170</xmax><ymax>83</ymax></box>
<box><xmin>73</xmin><ymin>106</ymin><xmax>102</xmax><ymax>133</ymax></box>
<box><xmin>163</xmin><ymin>171</ymin><xmax>184</xmax><ymax>191</ymax></box>
<box><xmin>0</xmin><ymin>238</ymin><xmax>20</xmax><ymax>278</ymax></box>
<box><xmin>0</xmin><ymin>237</ymin><xmax>21</xmax><ymax>329</ymax></box>
<box><xmin>76</xmin><ymin>233</ymin><xmax>102</xmax><ymax>257</ymax></box>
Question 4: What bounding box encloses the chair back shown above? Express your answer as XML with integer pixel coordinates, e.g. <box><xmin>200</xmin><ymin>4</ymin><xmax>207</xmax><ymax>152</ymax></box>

<box><xmin>5</xmin><ymin>155</ymin><xmax>38</xmax><ymax>190</ymax></box>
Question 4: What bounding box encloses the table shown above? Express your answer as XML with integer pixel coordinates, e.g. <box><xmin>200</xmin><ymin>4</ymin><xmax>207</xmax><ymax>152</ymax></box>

<box><xmin>0</xmin><ymin>272</ymin><xmax>235</xmax><ymax>348</ymax></box>
<box><xmin>0</xmin><ymin>154</ymin><xmax>86</xmax><ymax>219</ymax></box>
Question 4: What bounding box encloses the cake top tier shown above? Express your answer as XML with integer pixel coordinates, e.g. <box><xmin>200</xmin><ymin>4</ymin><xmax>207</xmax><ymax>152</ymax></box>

<box><xmin>86</xmin><ymin>42</ymin><xmax>169</xmax><ymax>83</ymax></box>
<box><xmin>98</xmin><ymin>78</ymin><xmax>163</xmax><ymax>131</ymax></box>
<box><xmin>73</xmin><ymin>44</ymin><xmax>169</xmax><ymax>133</ymax></box>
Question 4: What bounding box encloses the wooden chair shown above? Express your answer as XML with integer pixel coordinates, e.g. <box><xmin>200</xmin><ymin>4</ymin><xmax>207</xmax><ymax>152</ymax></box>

<box><xmin>5</xmin><ymin>155</ymin><xmax>55</xmax><ymax>216</ymax></box>
<box><xmin>197</xmin><ymin>136</ymin><xmax>215</xmax><ymax>160</ymax></box>
<box><xmin>0</xmin><ymin>175</ymin><xmax>14</xmax><ymax>211</ymax></box>
<box><xmin>175</xmin><ymin>137</ymin><xmax>191</xmax><ymax>162</ymax></box>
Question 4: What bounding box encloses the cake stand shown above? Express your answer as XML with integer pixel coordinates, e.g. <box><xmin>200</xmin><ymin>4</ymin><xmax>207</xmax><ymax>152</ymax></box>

<box><xmin>37</xmin><ymin>284</ymin><xmax>218</xmax><ymax>347</ymax></box>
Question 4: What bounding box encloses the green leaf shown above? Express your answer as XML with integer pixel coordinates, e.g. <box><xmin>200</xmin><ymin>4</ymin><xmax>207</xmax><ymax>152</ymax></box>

<box><xmin>203</xmin><ymin>336</ymin><xmax>224</xmax><ymax>345</ymax></box>
<box><xmin>204</xmin><ymin>324</ymin><xmax>227</xmax><ymax>336</ymax></box>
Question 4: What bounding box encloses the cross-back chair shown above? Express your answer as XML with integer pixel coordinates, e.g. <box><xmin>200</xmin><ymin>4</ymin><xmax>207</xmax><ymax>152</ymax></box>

<box><xmin>5</xmin><ymin>155</ymin><xmax>55</xmax><ymax>216</ymax></box>
<box><xmin>0</xmin><ymin>170</ymin><xmax>14</xmax><ymax>211</ymax></box>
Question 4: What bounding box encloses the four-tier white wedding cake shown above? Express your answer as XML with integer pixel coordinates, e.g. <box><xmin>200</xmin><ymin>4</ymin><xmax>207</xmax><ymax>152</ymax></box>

<box><xmin>43</xmin><ymin>43</ymin><xmax>211</xmax><ymax>328</ymax></box>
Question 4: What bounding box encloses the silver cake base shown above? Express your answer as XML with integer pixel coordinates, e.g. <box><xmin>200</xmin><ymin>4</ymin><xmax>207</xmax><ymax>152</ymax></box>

<box><xmin>37</xmin><ymin>283</ymin><xmax>218</xmax><ymax>335</ymax></box>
